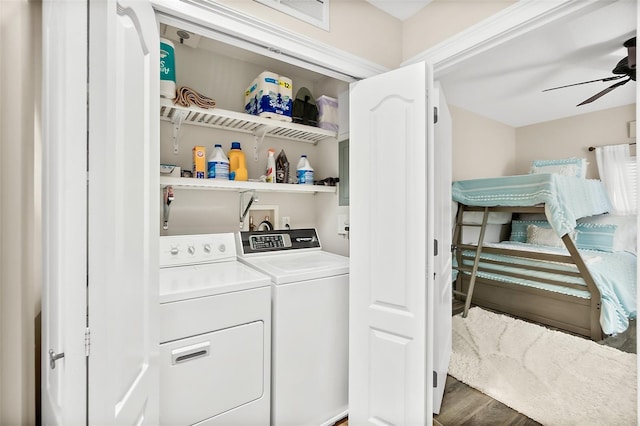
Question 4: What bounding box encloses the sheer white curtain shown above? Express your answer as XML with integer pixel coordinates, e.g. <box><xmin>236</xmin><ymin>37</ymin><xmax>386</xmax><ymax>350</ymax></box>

<box><xmin>595</xmin><ymin>144</ymin><xmax>637</xmax><ymax>215</ymax></box>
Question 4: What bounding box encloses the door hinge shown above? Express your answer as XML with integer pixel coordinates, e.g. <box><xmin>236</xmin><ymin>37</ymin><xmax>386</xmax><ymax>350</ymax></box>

<box><xmin>85</xmin><ymin>327</ymin><xmax>91</xmax><ymax>357</ymax></box>
<box><xmin>434</xmin><ymin>106</ymin><xmax>438</xmax><ymax>124</ymax></box>
<box><xmin>433</xmin><ymin>370</ymin><xmax>438</xmax><ymax>388</ymax></box>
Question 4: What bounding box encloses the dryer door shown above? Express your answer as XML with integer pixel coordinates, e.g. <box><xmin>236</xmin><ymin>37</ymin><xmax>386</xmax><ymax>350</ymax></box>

<box><xmin>160</xmin><ymin>321</ymin><xmax>266</xmax><ymax>425</ymax></box>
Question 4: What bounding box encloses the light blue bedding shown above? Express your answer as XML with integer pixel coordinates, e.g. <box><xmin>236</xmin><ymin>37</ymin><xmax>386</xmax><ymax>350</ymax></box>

<box><xmin>458</xmin><ymin>241</ymin><xmax>636</xmax><ymax>335</ymax></box>
<box><xmin>452</xmin><ymin>174</ymin><xmax>611</xmax><ymax>237</ymax></box>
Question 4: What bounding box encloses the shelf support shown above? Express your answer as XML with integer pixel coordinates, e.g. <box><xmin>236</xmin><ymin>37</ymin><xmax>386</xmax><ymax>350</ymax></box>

<box><xmin>171</xmin><ymin>110</ymin><xmax>188</xmax><ymax>154</ymax></box>
<box><xmin>163</xmin><ymin>186</ymin><xmax>174</xmax><ymax>230</ymax></box>
<box><xmin>252</xmin><ymin>125</ymin><xmax>274</xmax><ymax>161</ymax></box>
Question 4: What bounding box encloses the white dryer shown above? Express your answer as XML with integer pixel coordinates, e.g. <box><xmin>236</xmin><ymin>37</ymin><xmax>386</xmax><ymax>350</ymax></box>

<box><xmin>159</xmin><ymin>233</ymin><xmax>271</xmax><ymax>425</ymax></box>
<box><xmin>236</xmin><ymin>228</ymin><xmax>349</xmax><ymax>426</ymax></box>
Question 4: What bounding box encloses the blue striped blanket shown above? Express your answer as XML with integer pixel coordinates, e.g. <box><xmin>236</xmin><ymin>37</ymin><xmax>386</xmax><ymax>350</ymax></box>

<box><xmin>452</xmin><ymin>174</ymin><xmax>611</xmax><ymax>236</ymax></box>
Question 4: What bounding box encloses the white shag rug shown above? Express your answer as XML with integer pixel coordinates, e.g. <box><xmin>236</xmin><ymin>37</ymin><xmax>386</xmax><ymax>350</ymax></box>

<box><xmin>450</xmin><ymin>308</ymin><xmax>637</xmax><ymax>426</ymax></box>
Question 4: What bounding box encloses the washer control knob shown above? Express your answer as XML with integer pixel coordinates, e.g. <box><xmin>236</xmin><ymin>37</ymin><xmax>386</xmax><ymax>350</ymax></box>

<box><xmin>218</xmin><ymin>244</ymin><xmax>226</xmax><ymax>253</ymax></box>
<box><xmin>203</xmin><ymin>243</ymin><xmax>212</xmax><ymax>254</ymax></box>
<box><xmin>170</xmin><ymin>246</ymin><xmax>179</xmax><ymax>256</ymax></box>
<box><xmin>187</xmin><ymin>245</ymin><xmax>196</xmax><ymax>255</ymax></box>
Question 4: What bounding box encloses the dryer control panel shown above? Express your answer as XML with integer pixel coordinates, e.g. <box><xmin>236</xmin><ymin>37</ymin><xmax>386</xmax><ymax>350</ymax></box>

<box><xmin>160</xmin><ymin>233</ymin><xmax>237</xmax><ymax>267</ymax></box>
<box><xmin>237</xmin><ymin>228</ymin><xmax>321</xmax><ymax>255</ymax></box>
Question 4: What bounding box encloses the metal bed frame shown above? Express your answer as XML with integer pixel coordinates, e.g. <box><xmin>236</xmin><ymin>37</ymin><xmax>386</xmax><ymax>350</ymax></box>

<box><xmin>453</xmin><ymin>203</ymin><xmax>603</xmax><ymax>341</ymax></box>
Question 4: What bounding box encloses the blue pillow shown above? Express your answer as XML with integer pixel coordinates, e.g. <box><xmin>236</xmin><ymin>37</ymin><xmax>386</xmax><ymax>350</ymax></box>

<box><xmin>510</xmin><ymin>219</ymin><xmax>617</xmax><ymax>252</ymax></box>
<box><xmin>574</xmin><ymin>222</ymin><xmax>618</xmax><ymax>252</ymax></box>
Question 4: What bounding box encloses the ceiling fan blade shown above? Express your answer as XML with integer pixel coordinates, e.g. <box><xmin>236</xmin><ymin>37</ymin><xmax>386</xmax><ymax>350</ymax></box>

<box><xmin>542</xmin><ymin>74</ymin><xmax>625</xmax><ymax>92</ymax></box>
<box><xmin>577</xmin><ymin>77</ymin><xmax>631</xmax><ymax>106</ymax></box>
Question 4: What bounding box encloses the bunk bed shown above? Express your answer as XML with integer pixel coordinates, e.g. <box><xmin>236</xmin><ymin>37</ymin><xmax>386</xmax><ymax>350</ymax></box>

<box><xmin>452</xmin><ymin>172</ymin><xmax>637</xmax><ymax>341</ymax></box>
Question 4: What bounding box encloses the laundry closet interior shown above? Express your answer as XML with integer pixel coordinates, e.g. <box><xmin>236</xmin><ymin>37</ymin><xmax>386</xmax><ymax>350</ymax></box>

<box><xmin>155</xmin><ymin>8</ymin><xmax>355</xmax><ymax>426</ymax></box>
<box><xmin>157</xmin><ymin>19</ymin><xmax>351</xmax><ymax>253</ymax></box>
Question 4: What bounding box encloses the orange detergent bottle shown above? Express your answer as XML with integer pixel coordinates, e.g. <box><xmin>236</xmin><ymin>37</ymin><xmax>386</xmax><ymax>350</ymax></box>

<box><xmin>228</xmin><ymin>142</ymin><xmax>248</xmax><ymax>181</ymax></box>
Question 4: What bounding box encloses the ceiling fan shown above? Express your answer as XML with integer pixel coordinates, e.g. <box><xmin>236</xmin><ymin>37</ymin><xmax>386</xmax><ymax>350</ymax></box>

<box><xmin>543</xmin><ymin>36</ymin><xmax>636</xmax><ymax>106</ymax></box>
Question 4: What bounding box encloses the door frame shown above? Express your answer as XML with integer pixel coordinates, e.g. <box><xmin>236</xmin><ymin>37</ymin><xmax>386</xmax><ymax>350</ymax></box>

<box><xmin>402</xmin><ymin>1</ymin><xmax>609</xmax><ymax>73</ymax></box>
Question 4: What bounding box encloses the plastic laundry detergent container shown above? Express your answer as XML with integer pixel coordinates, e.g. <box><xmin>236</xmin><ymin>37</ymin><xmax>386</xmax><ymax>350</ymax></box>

<box><xmin>160</xmin><ymin>38</ymin><xmax>176</xmax><ymax>99</ymax></box>
<box><xmin>228</xmin><ymin>142</ymin><xmax>248</xmax><ymax>181</ymax></box>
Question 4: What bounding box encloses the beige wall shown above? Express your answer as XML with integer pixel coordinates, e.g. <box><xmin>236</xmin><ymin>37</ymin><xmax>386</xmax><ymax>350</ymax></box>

<box><xmin>515</xmin><ymin>104</ymin><xmax>637</xmax><ymax>179</ymax></box>
<box><xmin>403</xmin><ymin>0</ymin><xmax>516</xmax><ymax>61</ymax></box>
<box><xmin>217</xmin><ymin>0</ymin><xmax>403</xmax><ymax>69</ymax></box>
<box><xmin>218</xmin><ymin>0</ymin><xmax>516</xmax><ymax>69</ymax></box>
<box><xmin>451</xmin><ymin>105</ymin><xmax>517</xmax><ymax>181</ymax></box>
<box><xmin>451</xmin><ymin>104</ymin><xmax>637</xmax><ymax>182</ymax></box>
<box><xmin>0</xmin><ymin>0</ymin><xmax>41</xmax><ymax>424</ymax></box>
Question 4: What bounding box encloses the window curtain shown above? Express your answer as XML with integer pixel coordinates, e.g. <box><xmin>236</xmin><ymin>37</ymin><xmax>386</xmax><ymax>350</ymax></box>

<box><xmin>595</xmin><ymin>144</ymin><xmax>637</xmax><ymax>215</ymax></box>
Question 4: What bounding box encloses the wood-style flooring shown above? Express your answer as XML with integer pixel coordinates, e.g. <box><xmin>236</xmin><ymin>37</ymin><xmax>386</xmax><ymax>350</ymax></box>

<box><xmin>434</xmin><ymin>300</ymin><xmax>637</xmax><ymax>426</ymax></box>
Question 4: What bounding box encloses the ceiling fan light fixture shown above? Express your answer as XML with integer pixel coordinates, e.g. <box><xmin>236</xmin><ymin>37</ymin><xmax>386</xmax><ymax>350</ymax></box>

<box><xmin>624</xmin><ymin>37</ymin><xmax>636</xmax><ymax>69</ymax></box>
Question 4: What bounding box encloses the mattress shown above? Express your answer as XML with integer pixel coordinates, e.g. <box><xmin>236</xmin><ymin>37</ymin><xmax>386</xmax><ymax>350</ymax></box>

<box><xmin>452</xmin><ymin>174</ymin><xmax>611</xmax><ymax>237</ymax></box>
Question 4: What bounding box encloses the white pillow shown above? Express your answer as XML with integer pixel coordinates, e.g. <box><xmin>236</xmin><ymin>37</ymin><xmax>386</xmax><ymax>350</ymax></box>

<box><xmin>526</xmin><ymin>224</ymin><xmax>574</xmax><ymax>248</ymax></box>
<box><xmin>530</xmin><ymin>157</ymin><xmax>587</xmax><ymax>179</ymax></box>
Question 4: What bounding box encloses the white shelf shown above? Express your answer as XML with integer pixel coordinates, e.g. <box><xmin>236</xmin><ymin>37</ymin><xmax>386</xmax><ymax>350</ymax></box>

<box><xmin>159</xmin><ymin>98</ymin><xmax>336</xmax><ymax>144</ymax></box>
<box><xmin>160</xmin><ymin>176</ymin><xmax>337</xmax><ymax>194</ymax></box>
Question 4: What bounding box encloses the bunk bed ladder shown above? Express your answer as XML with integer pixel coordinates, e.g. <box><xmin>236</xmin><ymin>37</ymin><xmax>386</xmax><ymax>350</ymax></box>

<box><xmin>453</xmin><ymin>205</ymin><xmax>490</xmax><ymax>318</ymax></box>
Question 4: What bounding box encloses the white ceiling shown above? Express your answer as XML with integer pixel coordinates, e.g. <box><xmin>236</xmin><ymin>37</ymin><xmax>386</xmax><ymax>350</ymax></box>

<box><xmin>366</xmin><ymin>0</ymin><xmax>432</xmax><ymax>21</ymax></box>
<box><xmin>372</xmin><ymin>0</ymin><xmax>637</xmax><ymax>128</ymax></box>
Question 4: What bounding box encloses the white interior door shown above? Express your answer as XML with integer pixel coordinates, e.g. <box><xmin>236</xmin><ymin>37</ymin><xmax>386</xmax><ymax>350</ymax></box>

<box><xmin>87</xmin><ymin>0</ymin><xmax>160</xmax><ymax>424</ymax></box>
<box><xmin>431</xmin><ymin>83</ymin><xmax>452</xmax><ymax>414</ymax></box>
<box><xmin>41</xmin><ymin>1</ymin><xmax>89</xmax><ymax>423</ymax></box>
<box><xmin>349</xmin><ymin>61</ymin><xmax>441</xmax><ymax>424</ymax></box>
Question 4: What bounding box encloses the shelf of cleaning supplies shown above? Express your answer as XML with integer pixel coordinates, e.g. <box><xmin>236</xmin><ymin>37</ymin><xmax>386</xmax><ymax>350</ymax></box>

<box><xmin>160</xmin><ymin>176</ymin><xmax>337</xmax><ymax>194</ymax></box>
<box><xmin>160</xmin><ymin>98</ymin><xmax>336</xmax><ymax>144</ymax></box>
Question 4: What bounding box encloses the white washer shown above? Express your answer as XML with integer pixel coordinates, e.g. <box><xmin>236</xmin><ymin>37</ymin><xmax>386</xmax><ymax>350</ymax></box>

<box><xmin>236</xmin><ymin>228</ymin><xmax>349</xmax><ymax>426</ymax></box>
<box><xmin>159</xmin><ymin>233</ymin><xmax>271</xmax><ymax>426</ymax></box>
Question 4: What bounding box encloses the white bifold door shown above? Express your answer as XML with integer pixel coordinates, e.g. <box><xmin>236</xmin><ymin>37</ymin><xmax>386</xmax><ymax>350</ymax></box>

<box><xmin>41</xmin><ymin>0</ymin><xmax>160</xmax><ymax>424</ymax></box>
<box><xmin>349</xmin><ymin>61</ymin><xmax>452</xmax><ymax>424</ymax></box>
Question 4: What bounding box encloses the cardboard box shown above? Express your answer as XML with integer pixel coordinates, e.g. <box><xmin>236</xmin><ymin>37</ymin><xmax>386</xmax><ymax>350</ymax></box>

<box><xmin>192</xmin><ymin>146</ymin><xmax>206</xmax><ymax>179</ymax></box>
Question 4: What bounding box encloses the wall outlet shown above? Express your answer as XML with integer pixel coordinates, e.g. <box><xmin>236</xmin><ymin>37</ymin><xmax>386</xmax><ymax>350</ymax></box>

<box><xmin>281</xmin><ymin>216</ymin><xmax>291</xmax><ymax>229</ymax></box>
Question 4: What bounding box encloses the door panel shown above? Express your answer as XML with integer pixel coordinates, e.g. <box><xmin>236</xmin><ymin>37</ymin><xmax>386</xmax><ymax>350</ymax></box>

<box><xmin>87</xmin><ymin>0</ymin><xmax>159</xmax><ymax>423</ymax></box>
<box><xmin>349</xmin><ymin>62</ymin><xmax>432</xmax><ymax>425</ymax></box>
<box><xmin>41</xmin><ymin>1</ymin><xmax>89</xmax><ymax>424</ymax></box>
<box><xmin>432</xmin><ymin>84</ymin><xmax>453</xmax><ymax>414</ymax></box>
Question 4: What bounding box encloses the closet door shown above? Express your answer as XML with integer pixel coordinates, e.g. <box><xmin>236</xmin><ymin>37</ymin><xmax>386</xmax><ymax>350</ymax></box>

<box><xmin>41</xmin><ymin>1</ymin><xmax>89</xmax><ymax>423</ymax></box>
<box><xmin>432</xmin><ymin>83</ymin><xmax>453</xmax><ymax>414</ymax></box>
<box><xmin>87</xmin><ymin>0</ymin><xmax>160</xmax><ymax>423</ymax></box>
<box><xmin>349</xmin><ymin>61</ymin><xmax>447</xmax><ymax>424</ymax></box>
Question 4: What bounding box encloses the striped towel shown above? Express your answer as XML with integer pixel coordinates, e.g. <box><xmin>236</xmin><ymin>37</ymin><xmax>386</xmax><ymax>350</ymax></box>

<box><xmin>174</xmin><ymin>86</ymin><xmax>216</xmax><ymax>109</ymax></box>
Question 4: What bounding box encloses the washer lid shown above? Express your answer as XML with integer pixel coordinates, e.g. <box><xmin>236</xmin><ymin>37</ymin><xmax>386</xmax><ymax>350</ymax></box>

<box><xmin>159</xmin><ymin>261</ymin><xmax>270</xmax><ymax>303</ymax></box>
<box><xmin>239</xmin><ymin>250</ymin><xmax>349</xmax><ymax>284</ymax></box>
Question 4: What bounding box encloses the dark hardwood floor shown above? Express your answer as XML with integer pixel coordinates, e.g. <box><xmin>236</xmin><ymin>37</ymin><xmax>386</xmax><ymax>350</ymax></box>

<box><xmin>435</xmin><ymin>300</ymin><xmax>637</xmax><ymax>425</ymax></box>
